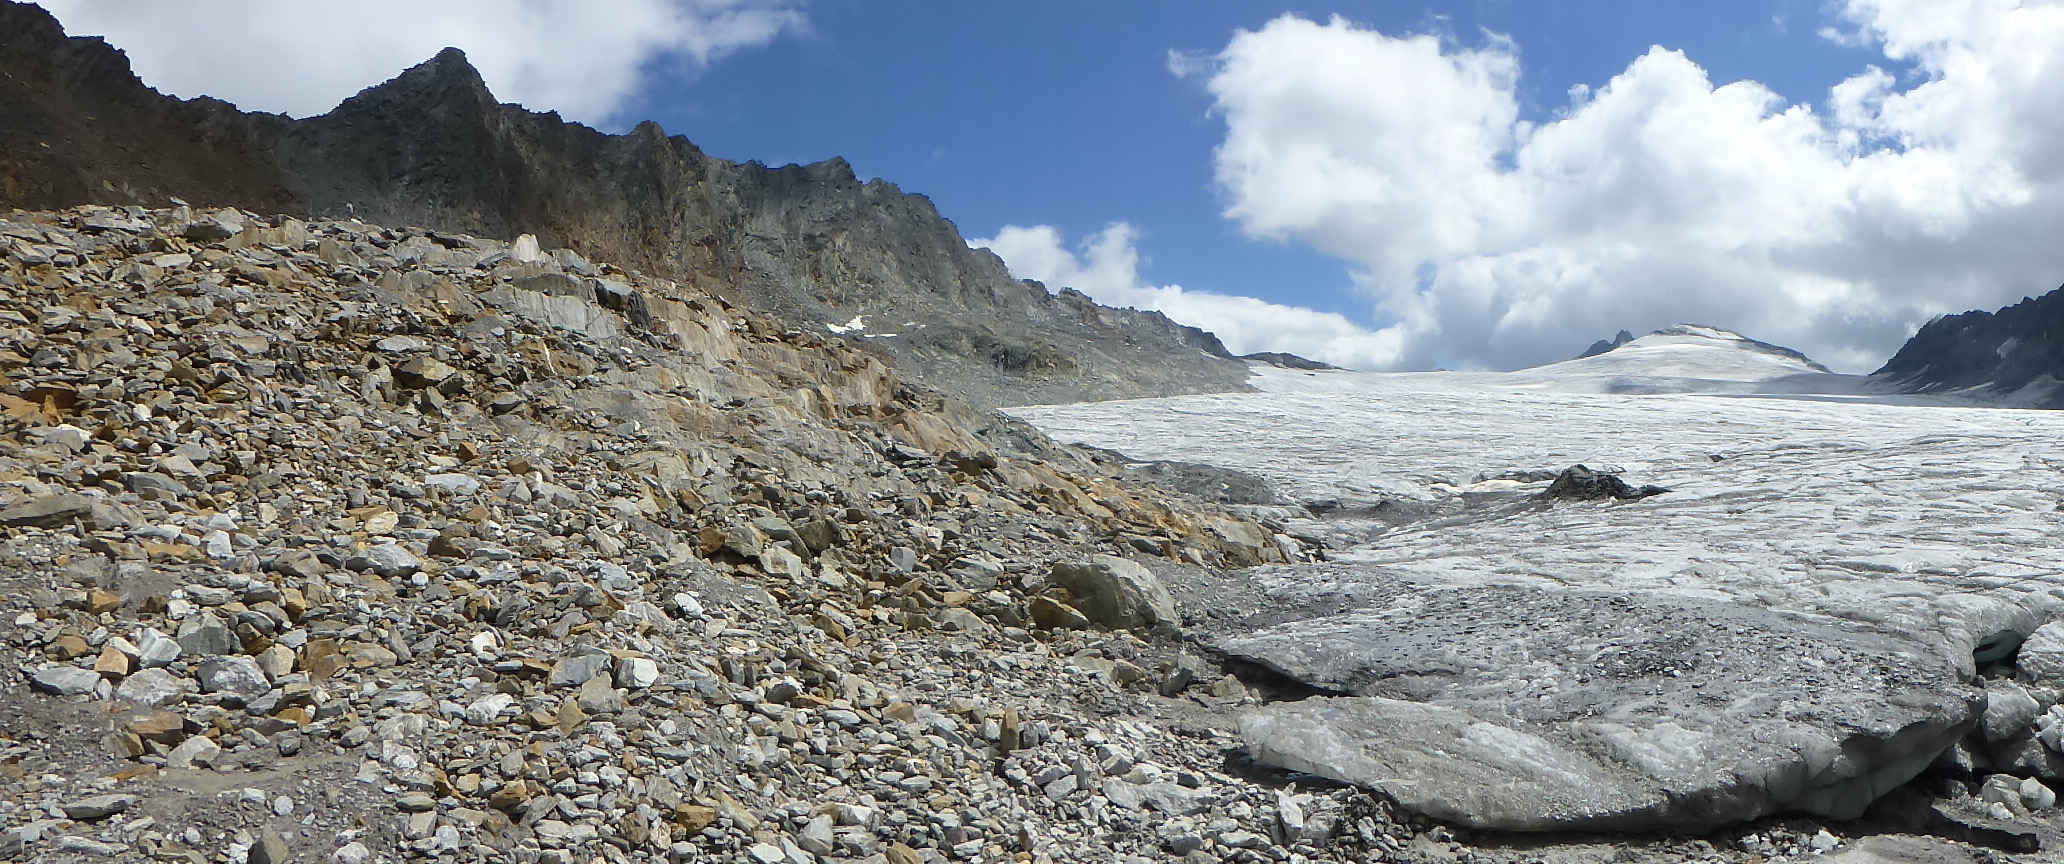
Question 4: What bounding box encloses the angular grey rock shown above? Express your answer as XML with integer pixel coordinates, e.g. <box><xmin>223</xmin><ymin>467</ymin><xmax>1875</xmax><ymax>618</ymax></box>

<box><xmin>423</xmin><ymin>473</ymin><xmax>481</xmax><ymax>496</ymax></box>
<box><xmin>1228</xmin><ymin>583</ymin><xmax>1982</xmax><ymax>832</ymax></box>
<box><xmin>464</xmin><ymin>693</ymin><xmax>515</xmax><ymax>725</ymax></box>
<box><xmin>614</xmin><ymin>656</ymin><xmax>659</xmax><ymax>689</ymax></box>
<box><xmin>197</xmin><ymin>655</ymin><xmax>272</xmax><ymax>704</ymax></box>
<box><xmin>1159</xmin><ymin>655</ymin><xmax>1211</xmax><ymax>697</ymax></box>
<box><xmin>0</xmin><ymin>492</ymin><xmax>94</xmax><ymax>527</ymax></box>
<box><xmin>550</xmin><ymin>654</ymin><xmax>613</xmax><ymax>689</ymax></box>
<box><xmin>135</xmin><ymin>627</ymin><xmax>181</xmax><ymax>667</ymax></box>
<box><xmin>121</xmin><ymin>471</ymin><xmax>187</xmax><ymax>497</ymax></box>
<box><xmin>115</xmin><ymin>667</ymin><xmax>188</xmax><ymax>707</ymax></box>
<box><xmin>482</xmin><ymin>285</ymin><xmax>619</xmax><ymax>341</ymax></box>
<box><xmin>797</xmin><ymin>814</ymin><xmax>836</xmax><ymax>856</ymax></box>
<box><xmin>1982</xmin><ymin>678</ymin><xmax>2042</xmax><ymax>742</ymax></box>
<box><xmin>177</xmin><ymin>622</ymin><xmax>237</xmax><ymax>656</ymax></box>
<box><xmin>394</xmin><ymin>356</ymin><xmax>457</xmax><ymax>389</ymax></box>
<box><xmin>350</xmin><ymin>542</ymin><xmax>421</xmax><ymax>578</ymax></box>
<box><xmin>931</xmin><ymin>607</ymin><xmax>990</xmax><ymax>635</ymax></box>
<box><xmin>248</xmin><ymin>831</ymin><xmax>291</xmax><ymax>864</ymax></box>
<box><xmin>575</xmin><ymin>674</ymin><xmax>625</xmax><ymax>714</ymax></box>
<box><xmin>182</xmin><ymin>208</ymin><xmax>243</xmax><ymax>240</ymax></box>
<box><xmin>1102</xmin><ymin>778</ymin><xmax>1215</xmax><ymax>815</ymax></box>
<box><xmin>61</xmin><ymin>794</ymin><xmax>136</xmax><ymax>821</ymax></box>
<box><xmin>1051</xmin><ymin>555</ymin><xmax>1178</xmax><ymax>634</ymax></box>
<box><xmin>267</xmin><ymin>548</ymin><xmax>330</xmax><ymax>579</ymax></box>
<box><xmin>2019</xmin><ymin>621</ymin><xmax>2064</xmax><ymax>685</ymax></box>
<box><xmin>373</xmin><ymin>335</ymin><xmax>430</xmax><ymax>353</ymax></box>
<box><xmin>1990</xmin><ymin>728</ymin><xmax>2064</xmax><ymax>779</ymax></box>
<box><xmin>30</xmin><ymin>665</ymin><xmax>101</xmax><ymax>696</ymax></box>
<box><xmin>166</xmin><ymin>735</ymin><xmax>220</xmax><ymax>769</ymax></box>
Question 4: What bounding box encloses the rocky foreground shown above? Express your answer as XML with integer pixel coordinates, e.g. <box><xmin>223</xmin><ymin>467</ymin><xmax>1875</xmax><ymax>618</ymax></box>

<box><xmin>0</xmin><ymin>204</ymin><xmax>1360</xmax><ymax>864</ymax></box>
<box><xmin>4</xmin><ymin>204</ymin><xmax>2054</xmax><ymax>864</ymax></box>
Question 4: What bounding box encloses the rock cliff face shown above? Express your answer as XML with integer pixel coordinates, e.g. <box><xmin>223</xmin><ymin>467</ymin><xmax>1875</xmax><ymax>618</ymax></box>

<box><xmin>1874</xmin><ymin>286</ymin><xmax>2064</xmax><ymax>406</ymax></box>
<box><xmin>0</xmin><ymin>1</ymin><xmax>1249</xmax><ymax>407</ymax></box>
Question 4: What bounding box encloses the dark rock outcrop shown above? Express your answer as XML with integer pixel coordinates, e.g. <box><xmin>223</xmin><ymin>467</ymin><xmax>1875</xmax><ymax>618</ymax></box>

<box><xmin>1578</xmin><ymin>329</ymin><xmax>1636</xmax><ymax>359</ymax></box>
<box><xmin>0</xmin><ymin>1</ymin><xmax>1250</xmax><ymax>406</ymax></box>
<box><xmin>1873</xmin><ymin>286</ymin><xmax>2064</xmax><ymax>406</ymax></box>
<box><xmin>1241</xmin><ymin>351</ymin><xmax>1340</xmax><ymax>370</ymax></box>
<box><xmin>1538</xmin><ymin>465</ymin><xmax>1667</xmax><ymax>502</ymax></box>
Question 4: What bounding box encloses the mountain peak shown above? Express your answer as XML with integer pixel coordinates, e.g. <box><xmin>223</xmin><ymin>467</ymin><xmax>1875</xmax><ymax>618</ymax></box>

<box><xmin>1874</xmin><ymin>284</ymin><xmax>2064</xmax><ymax>404</ymax></box>
<box><xmin>1527</xmin><ymin>323</ymin><xmax>1830</xmax><ymax>385</ymax></box>
<box><xmin>1568</xmin><ymin>324</ymin><xmax>1829</xmax><ymax>374</ymax></box>
<box><xmin>326</xmin><ymin>45</ymin><xmax>493</xmax><ymax>118</ymax></box>
<box><xmin>404</xmin><ymin>47</ymin><xmax>486</xmax><ymax>87</ymax></box>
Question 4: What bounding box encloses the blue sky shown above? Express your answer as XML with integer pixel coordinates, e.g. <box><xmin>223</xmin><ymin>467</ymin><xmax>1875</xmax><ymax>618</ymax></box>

<box><xmin>651</xmin><ymin>1</ymin><xmax>1888</xmax><ymax>325</ymax></box>
<box><xmin>37</xmin><ymin>0</ymin><xmax>2064</xmax><ymax>372</ymax></box>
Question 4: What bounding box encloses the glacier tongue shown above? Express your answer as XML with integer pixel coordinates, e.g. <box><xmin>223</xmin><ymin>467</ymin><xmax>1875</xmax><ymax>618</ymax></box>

<box><xmin>1013</xmin><ymin>364</ymin><xmax>2064</xmax><ymax>831</ymax></box>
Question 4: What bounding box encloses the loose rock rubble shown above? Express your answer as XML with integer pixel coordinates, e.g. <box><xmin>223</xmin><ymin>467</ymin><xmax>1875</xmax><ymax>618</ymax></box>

<box><xmin>8</xmin><ymin>204</ymin><xmax>2060</xmax><ymax>864</ymax></box>
<box><xmin>0</xmin><ymin>204</ymin><xmax>1417</xmax><ymax>864</ymax></box>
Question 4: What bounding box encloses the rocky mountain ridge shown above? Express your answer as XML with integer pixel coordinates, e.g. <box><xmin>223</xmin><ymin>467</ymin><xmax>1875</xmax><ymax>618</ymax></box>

<box><xmin>1873</xmin><ymin>285</ymin><xmax>2064</xmax><ymax>406</ymax></box>
<box><xmin>0</xmin><ymin>0</ymin><xmax>1250</xmax><ymax>408</ymax></box>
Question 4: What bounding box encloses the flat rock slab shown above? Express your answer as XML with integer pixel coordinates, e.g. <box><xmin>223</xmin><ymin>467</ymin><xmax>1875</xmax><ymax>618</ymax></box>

<box><xmin>1226</xmin><ymin>581</ymin><xmax>1983</xmax><ymax>832</ymax></box>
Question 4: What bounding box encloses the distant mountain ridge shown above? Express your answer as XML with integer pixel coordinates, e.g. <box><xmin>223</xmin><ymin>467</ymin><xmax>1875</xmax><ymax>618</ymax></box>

<box><xmin>1873</xmin><ymin>285</ymin><xmax>2064</xmax><ymax>406</ymax></box>
<box><xmin>0</xmin><ymin>1</ymin><xmax>1250</xmax><ymax>407</ymax></box>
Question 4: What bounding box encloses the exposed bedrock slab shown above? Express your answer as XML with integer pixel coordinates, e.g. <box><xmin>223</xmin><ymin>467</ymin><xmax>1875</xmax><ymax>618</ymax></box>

<box><xmin>1226</xmin><ymin>582</ymin><xmax>1985</xmax><ymax>832</ymax></box>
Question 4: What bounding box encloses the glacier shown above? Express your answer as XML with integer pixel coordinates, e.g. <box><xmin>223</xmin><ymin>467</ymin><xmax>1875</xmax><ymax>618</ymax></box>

<box><xmin>1010</xmin><ymin>329</ymin><xmax>2064</xmax><ymax>831</ymax></box>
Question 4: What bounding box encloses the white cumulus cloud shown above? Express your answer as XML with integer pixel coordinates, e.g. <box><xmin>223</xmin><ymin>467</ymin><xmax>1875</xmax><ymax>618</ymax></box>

<box><xmin>32</xmin><ymin>0</ymin><xmax>804</xmax><ymax>126</ymax></box>
<box><xmin>1193</xmin><ymin>2</ymin><xmax>2064</xmax><ymax>372</ymax></box>
<box><xmin>970</xmin><ymin>224</ymin><xmax>1406</xmax><ymax>370</ymax></box>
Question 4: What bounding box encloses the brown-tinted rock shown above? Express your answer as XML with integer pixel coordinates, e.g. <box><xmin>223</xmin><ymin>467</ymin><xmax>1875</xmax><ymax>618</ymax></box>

<box><xmin>1029</xmin><ymin>596</ymin><xmax>1091</xmax><ymax>631</ymax></box>
<box><xmin>675</xmin><ymin>804</ymin><xmax>718</xmax><ymax>833</ymax></box>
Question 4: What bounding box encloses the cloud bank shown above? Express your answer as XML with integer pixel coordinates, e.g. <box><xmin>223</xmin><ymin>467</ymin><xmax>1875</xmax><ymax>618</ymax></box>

<box><xmin>970</xmin><ymin>224</ymin><xmax>1405</xmax><ymax>369</ymax></box>
<box><xmin>33</xmin><ymin>0</ymin><xmax>804</xmax><ymax>126</ymax></box>
<box><xmin>1191</xmin><ymin>1</ymin><xmax>2064</xmax><ymax>373</ymax></box>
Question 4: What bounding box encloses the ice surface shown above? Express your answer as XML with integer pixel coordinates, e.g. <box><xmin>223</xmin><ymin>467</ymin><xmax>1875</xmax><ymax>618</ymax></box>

<box><xmin>1012</xmin><ymin>361</ymin><xmax>2064</xmax><ymax>830</ymax></box>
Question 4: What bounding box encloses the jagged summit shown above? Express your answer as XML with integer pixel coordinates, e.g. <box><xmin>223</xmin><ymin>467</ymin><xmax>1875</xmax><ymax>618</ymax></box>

<box><xmin>1873</xmin><ymin>285</ymin><xmax>2064</xmax><ymax>406</ymax></box>
<box><xmin>329</xmin><ymin>46</ymin><xmax>495</xmax><ymax>116</ymax></box>
<box><xmin>1577</xmin><ymin>329</ymin><xmax>1635</xmax><ymax>359</ymax></box>
<box><xmin>0</xmin><ymin>0</ymin><xmax>1249</xmax><ymax>407</ymax></box>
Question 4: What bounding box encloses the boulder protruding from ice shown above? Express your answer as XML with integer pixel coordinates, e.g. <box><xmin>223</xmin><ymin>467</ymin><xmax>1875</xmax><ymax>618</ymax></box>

<box><xmin>1538</xmin><ymin>465</ymin><xmax>1668</xmax><ymax>502</ymax></box>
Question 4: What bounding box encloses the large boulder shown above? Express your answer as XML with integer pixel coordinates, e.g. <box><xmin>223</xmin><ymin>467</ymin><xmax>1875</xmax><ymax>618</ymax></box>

<box><xmin>196</xmin><ymin>656</ymin><xmax>272</xmax><ymax>705</ymax></box>
<box><xmin>1982</xmin><ymin>679</ymin><xmax>2043</xmax><ymax>742</ymax></box>
<box><xmin>1226</xmin><ymin>582</ymin><xmax>1982</xmax><ymax>832</ymax></box>
<box><xmin>2018</xmin><ymin>621</ymin><xmax>2064</xmax><ymax>684</ymax></box>
<box><xmin>1538</xmin><ymin>465</ymin><xmax>1667</xmax><ymax>502</ymax></box>
<box><xmin>1051</xmin><ymin>556</ymin><xmax>1179</xmax><ymax>634</ymax></box>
